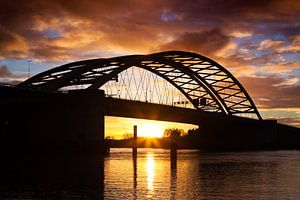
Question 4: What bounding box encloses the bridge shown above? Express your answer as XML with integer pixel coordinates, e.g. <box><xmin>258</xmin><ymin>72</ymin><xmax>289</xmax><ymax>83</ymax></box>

<box><xmin>19</xmin><ymin>51</ymin><xmax>261</xmax><ymax>119</ymax></box>
<box><xmin>1</xmin><ymin>51</ymin><xmax>299</xmax><ymax>154</ymax></box>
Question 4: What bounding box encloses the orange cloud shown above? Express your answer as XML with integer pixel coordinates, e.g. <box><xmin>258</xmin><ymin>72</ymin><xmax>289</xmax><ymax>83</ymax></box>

<box><xmin>0</xmin><ymin>26</ymin><xmax>28</xmax><ymax>58</ymax></box>
<box><xmin>258</xmin><ymin>36</ymin><xmax>300</xmax><ymax>53</ymax></box>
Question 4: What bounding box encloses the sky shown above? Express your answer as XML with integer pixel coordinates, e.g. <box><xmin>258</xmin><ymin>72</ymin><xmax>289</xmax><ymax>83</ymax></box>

<box><xmin>0</xmin><ymin>0</ymin><xmax>300</xmax><ymax>132</ymax></box>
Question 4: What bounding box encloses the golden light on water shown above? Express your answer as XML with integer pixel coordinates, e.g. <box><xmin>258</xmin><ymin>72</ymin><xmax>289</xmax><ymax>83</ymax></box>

<box><xmin>146</xmin><ymin>153</ymin><xmax>155</xmax><ymax>197</ymax></box>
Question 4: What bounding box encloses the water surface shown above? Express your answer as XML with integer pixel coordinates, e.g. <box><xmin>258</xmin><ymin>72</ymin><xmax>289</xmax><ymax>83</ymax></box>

<box><xmin>1</xmin><ymin>149</ymin><xmax>300</xmax><ymax>199</ymax></box>
<box><xmin>105</xmin><ymin>149</ymin><xmax>300</xmax><ymax>200</ymax></box>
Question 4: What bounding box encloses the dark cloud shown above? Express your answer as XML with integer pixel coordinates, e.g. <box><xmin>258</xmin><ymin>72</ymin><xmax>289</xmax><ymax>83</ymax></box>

<box><xmin>159</xmin><ymin>29</ymin><xmax>230</xmax><ymax>55</ymax></box>
<box><xmin>172</xmin><ymin>0</ymin><xmax>300</xmax><ymax>24</ymax></box>
<box><xmin>0</xmin><ymin>25</ymin><xmax>28</xmax><ymax>58</ymax></box>
<box><xmin>0</xmin><ymin>26</ymin><xmax>18</xmax><ymax>50</ymax></box>
<box><xmin>239</xmin><ymin>76</ymin><xmax>300</xmax><ymax>108</ymax></box>
<box><xmin>0</xmin><ymin>0</ymin><xmax>299</xmax><ymax>60</ymax></box>
<box><xmin>29</xmin><ymin>45</ymin><xmax>73</xmax><ymax>61</ymax></box>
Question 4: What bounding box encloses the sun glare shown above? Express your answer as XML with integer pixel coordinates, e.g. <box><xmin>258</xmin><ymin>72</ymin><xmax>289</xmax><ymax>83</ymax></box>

<box><xmin>105</xmin><ymin>116</ymin><xmax>198</xmax><ymax>139</ymax></box>
<box><xmin>138</xmin><ymin>124</ymin><xmax>164</xmax><ymax>138</ymax></box>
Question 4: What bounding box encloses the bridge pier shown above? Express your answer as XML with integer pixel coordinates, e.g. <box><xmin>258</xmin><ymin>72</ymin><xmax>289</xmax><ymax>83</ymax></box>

<box><xmin>0</xmin><ymin>86</ymin><xmax>107</xmax><ymax>155</ymax></box>
<box><xmin>199</xmin><ymin>117</ymin><xmax>279</xmax><ymax>151</ymax></box>
<box><xmin>68</xmin><ymin>90</ymin><xmax>105</xmax><ymax>154</ymax></box>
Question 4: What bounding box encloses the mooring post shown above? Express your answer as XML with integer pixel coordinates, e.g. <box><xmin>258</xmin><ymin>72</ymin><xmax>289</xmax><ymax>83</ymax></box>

<box><xmin>170</xmin><ymin>132</ymin><xmax>177</xmax><ymax>164</ymax></box>
<box><xmin>133</xmin><ymin>125</ymin><xmax>137</xmax><ymax>156</ymax></box>
<box><xmin>105</xmin><ymin>140</ymin><xmax>110</xmax><ymax>155</ymax></box>
<box><xmin>133</xmin><ymin>150</ymin><xmax>137</xmax><ymax>199</ymax></box>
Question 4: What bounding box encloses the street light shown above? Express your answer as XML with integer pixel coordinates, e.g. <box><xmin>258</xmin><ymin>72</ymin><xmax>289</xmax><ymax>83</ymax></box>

<box><xmin>27</xmin><ymin>59</ymin><xmax>32</xmax><ymax>78</ymax></box>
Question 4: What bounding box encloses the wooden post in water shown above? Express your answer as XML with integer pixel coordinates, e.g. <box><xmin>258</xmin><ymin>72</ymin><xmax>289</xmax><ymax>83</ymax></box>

<box><xmin>170</xmin><ymin>132</ymin><xmax>177</xmax><ymax>164</ymax></box>
<box><xmin>133</xmin><ymin>125</ymin><xmax>137</xmax><ymax>156</ymax></box>
<box><xmin>105</xmin><ymin>140</ymin><xmax>110</xmax><ymax>154</ymax></box>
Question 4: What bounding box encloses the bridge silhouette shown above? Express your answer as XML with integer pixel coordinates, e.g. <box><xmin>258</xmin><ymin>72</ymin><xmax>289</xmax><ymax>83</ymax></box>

<box><xmin>1</xmin><ymin>51</ymin><xmax>299</xmax><ymax>154</ymax></box>
<box><xmin>19</xmin><ymin>51</ymin><xmax>261</xmax><ymax>119</ymax></box>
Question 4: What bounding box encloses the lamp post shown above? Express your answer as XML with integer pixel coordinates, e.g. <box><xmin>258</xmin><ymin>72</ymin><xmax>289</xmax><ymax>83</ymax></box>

<box><xmin>27</xmin><ymin>59</ymin><xmax>32</xmax><ymax>78</ymax></box>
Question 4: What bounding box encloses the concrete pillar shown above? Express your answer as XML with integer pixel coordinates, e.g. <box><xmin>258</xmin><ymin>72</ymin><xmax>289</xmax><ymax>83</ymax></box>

<box><xmin>67</xmin><ymin>89</ymin><xmax>105</xmax><ymax>154</ymax></box>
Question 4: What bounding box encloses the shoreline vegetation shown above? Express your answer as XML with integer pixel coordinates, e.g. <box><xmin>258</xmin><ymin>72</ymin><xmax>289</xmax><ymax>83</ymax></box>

<box><xmin>106</xmin><ymin>128</ymin><xmax>202</xmax><ymax>149</ymax></box>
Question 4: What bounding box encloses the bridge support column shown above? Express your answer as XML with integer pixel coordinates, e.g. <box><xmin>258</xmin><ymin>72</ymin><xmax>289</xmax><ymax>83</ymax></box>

<box><xmin>0</xmin><ymin>86</ymin><xmax>107</xmax><ymax>155</ymax></box>
<box><xmin>199</xmin><ymin>117</ymin><xmax>279</xmax><ymax>151</ymax></box>
<box><xmin>68</xmin><ymin>90</ymin><xmax>105</xmax><ymax>154</ymax></box>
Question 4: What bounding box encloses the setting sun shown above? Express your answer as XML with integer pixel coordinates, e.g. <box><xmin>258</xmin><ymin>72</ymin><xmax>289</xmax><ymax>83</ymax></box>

<box><xmin>138</xmin><ymin>124</ymin><xmax>164</xmax><ymax>138</ymax></box>
<box><xmin>105</xmin><ymin>116</ymin><xmax>198</xmax><ymax>139</ymax></box>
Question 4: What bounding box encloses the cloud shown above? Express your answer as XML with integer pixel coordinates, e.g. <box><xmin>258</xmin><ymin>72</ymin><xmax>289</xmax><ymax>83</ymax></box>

<box><xmin>260</xmin><ymin>107</ymin><xmax>300</xmax><ymax>127</ymax></box>
<box><xmin>239</xmin><ymin>76</ymin><xmax>300</xmax><ymax>108</ymax></box>
<box><xmin>258</xmin><ymin>36</ymin><xmax>300</xmax><ymax>53</ymax></box>
<box><xmin>0</xmin><ymin>26</ymin><xmax>28</xmax><ymax>58</ymax></box>
<box><xmin>258</xmin><ymin>39</ymin><xmax>286</xmax><ymax>51</ymax></box>
<box><xmin>287</xmin><ymin>35</ymin><xmax>300</xmax><ymax>52</ymax></box>
<box><xmin>0</xmin><ymin>65</ymin><xmax>12</xmax><ymax>77</ymax></box>
<box><xmin>273</xmin><ymin>77</ymin><xmax>299</xmax><ymax>87</ymax></box>
<box><xmin>0</xmin><ymin>65</ymin><xmax>27</xmax><ymax>84</ymax></box>
<box><xmin>214</xmin><ymin>34</ymin><xmax>300</xmax><ymax>78</ymax></box>
<box><xmin>277</xmin><ymin>117</ymin><xmax>300</xmax><ymax>127</ymax></box>
<box><xmin>0</xmin><ymin>0</ymin><xmax>299</xmax><ymax>61</ymax></box>
<box><xmin>159</xmin><ymin>29</ymin><xmax>230</xmax><ymax>55</ymax></box>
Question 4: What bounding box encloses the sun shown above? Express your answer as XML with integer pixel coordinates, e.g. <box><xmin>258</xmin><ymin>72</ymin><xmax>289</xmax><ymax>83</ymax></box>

<box><xmin>138</xmin><ymin>124</ymin><xmax>164</xmax><ymax>138</ymax></box>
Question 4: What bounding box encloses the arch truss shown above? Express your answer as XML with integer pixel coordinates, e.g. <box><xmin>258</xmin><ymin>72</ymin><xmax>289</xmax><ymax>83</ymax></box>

<box><xmin>18</xmin><ymin>51</ymin><xmax>262</xmax><ymax>119</ymax></box>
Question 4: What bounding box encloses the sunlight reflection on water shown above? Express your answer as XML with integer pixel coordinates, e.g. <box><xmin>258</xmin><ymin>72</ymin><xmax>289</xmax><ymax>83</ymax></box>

<box><xmin>146</xmin><ymin>153</ymin><xmax>155</xmax><ymax>197</ymax></box>
<box><xmin>103</xmin><ymin>148</ymin><xmax>300</xmax><ymax>200</ymax></box>
<box><xmin>1</xmin><ymin>149</ymin><xmax>300</xmax><ymax>199</ymax></box>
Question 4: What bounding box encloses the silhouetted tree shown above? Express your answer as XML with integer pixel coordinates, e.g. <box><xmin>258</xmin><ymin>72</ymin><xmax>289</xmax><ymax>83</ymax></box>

<box><xmin>187</xmin><ymin>128</ymin><xmax>200</xmax><ymax>137</ymax></box>
<box><xmin>123</xmin><ymin>133</ymin><xmax>133</xmax><ymax>139</ymax></box>
<box><xmin>163</xmin><ymin>128</ymin><xmax>186</xmax><ymax>138</ymax></box>
<box><xmin>105</xmin><ymin>136</ymin><xmax>115</xmax><ymax>140</ymax></box>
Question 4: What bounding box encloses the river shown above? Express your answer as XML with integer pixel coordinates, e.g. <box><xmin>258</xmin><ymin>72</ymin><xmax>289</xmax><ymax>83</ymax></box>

<box><xmin>1</xmin><ymin>148</ymin><xmax>300</xmax><ymax>199</ymax></box>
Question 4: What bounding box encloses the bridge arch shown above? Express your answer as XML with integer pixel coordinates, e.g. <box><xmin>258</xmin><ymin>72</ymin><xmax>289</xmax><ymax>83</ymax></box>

<box><xmin>18</xmin><ymin>51</ymin><xmax>261</xmax><ymax>119</ymax></box>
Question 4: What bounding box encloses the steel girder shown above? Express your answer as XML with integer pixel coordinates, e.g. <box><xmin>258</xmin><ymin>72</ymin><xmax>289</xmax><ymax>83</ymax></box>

<box><xmin>18</xmin><ymin>51</ymin><xmax>262</xmax><ymax>119</ymax></box>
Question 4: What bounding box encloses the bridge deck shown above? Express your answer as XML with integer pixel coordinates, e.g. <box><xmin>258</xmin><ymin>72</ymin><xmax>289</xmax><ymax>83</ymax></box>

<box><xmin>103</xmin><ymin>97</ymin><xmax>260</xmax><ymax>125</ymax></box>
<box><xmin>104</xmin><ymin>97</ymin><xmax>225</xmax><ymax>124</ymax></box>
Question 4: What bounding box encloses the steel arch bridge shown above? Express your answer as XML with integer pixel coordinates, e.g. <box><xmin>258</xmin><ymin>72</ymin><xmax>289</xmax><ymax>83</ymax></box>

<box><xmin>18</xmin><ymin>51</ymin><xmax>262</xmax><ymax>119</ymax></box>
